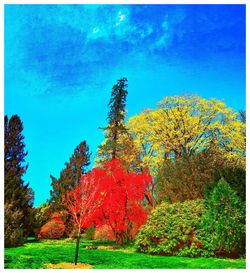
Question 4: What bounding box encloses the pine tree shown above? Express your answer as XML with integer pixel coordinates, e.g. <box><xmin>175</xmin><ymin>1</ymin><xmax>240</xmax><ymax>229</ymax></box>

<box><xmin>96</xmin><ymin>77</ymin><xmax>128</xmax><ymax>163</ymax></box>
<box><xmin>50</xmin><ymin>141</ymin><xmax>91</xmax><ymax>209</ymax></box>
<box><xmin>4</xmin><ymin>114</ymin><xmax>34</xmax><ymax>246</ymax></box>
<box><xmin>4</xmin><ymin>115</ymin><xmax>28</xmax><ymax>200</ymax></box>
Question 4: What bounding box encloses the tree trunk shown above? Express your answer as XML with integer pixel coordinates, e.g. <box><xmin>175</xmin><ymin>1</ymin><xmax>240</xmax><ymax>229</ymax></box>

<box><xmin>74</xmin><ymin>230</ymin><xmax>81</xmax><ymax>265</ymax></box>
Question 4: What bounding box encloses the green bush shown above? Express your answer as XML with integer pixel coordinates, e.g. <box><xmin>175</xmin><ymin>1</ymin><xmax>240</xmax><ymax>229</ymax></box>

<box><xmin>203</xmin><ymin>179</ymin><xmax>245</xmax><ymax>257</ymax></box>
<box><xmin>85</xmin><ymin>225</ymin><xmax>95</xmax><ymax>240</ymax></box>
<box><xmin>4</xmin><ymin>202</ymin><xmax>25</xmax><ymax>247</ymax></box>
<box><xmin>214</xmin><ymin>167</ymin><xmax>246</xmax><ymax>201</ymax></box>
<box><xmin>135</xmin><ymin>200</ymin><xmax>214</xmax><ymax>257</ymax></box>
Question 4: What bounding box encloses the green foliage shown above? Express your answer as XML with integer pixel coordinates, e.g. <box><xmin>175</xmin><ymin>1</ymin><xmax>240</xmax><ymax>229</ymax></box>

<box><xmin>85</xmin><ymin>226</ymin><xmax>95</xmax><ymax>240</ymax></box>
<box><xmin>4</xmin><ymin>115</ymin><xmax>28</xmax><ymax>199</ymax></box>
<box><xmin>203</xmin><ymin>179</ymin><xmax>245</xmax><ymax>257</ymax></box>
<box><xmin>213</xmin><ymin>167</ymin><xmax>246</xmax><ymax>201</ymax></box>
<box><xmin>4</xmin><ymin>238</ymin><xmax>246</xmax><ymax>269</ymax></box>
<box><xmin>96</xmin><ymin>77</ymin><xmax>128</xmax><ymax>163</ymax></box>
<box><xmin>155</xmin><ymin>149</ymin><xmax>224</xmax><ymax>203</ymax></box>
<box><xmin>35</xmin><ymin>202</ymin><xmax>54</xmax><ymax>227</ymax></box>
<box><xmin>49</xmin><ymin>140</ymin><xmax>91</xmax><ymax>209</ymax></box>
<box><xmin>135</xmin><ymin>200</ymin><xmax>214</xmax><ymax>257</ymax></box>
<box><xmin>4</xmin><ymin>114</ymin><xmax>35</xmax><ymax>242</ymax></box>
<box><xmin>4</xmin><ymin>202</ymin><xmax>25</xmax><ymax>247</ymax></box>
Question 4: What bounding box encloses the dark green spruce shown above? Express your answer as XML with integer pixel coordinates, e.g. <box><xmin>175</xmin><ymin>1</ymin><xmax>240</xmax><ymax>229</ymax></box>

<box><xmin>97</xmin><ymin>77</ymin><xmax>128</xmax><ymax>161</ymax></box>
<box><xmin>4</xmin><ymin>114</ymin><xmax>34</xmax><ymax>247</ymax></box>
<box><xmin>49</xmin><ymin>140</ymin><xmax>91</xmax><ymax>209</ymax></box>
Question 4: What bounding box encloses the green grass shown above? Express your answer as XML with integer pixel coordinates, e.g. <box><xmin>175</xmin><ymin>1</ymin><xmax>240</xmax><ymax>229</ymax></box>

<box><xmin>4</xmin><ymin>238</ymin><xmax>246</xmax><ymax>269</ymax></box>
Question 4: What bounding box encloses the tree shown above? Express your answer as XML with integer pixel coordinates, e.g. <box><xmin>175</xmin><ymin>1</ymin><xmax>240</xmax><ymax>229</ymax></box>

<box><xmin>5</xmin><ymin>115</ymin><xmax>28</xmax><ymax>200</ymax></box>
<box><xmin>213</xmin><ymin>167</ymin><xmax>246</xmax><ymax>201</ymax></box>
<box><xmin>93</xmin><ymin>159</ymin><xmax>152</xmax><ymax>245</ymax></box>
<box><xmin>126</xmin><ymin>95</ymin><xmax>246</xmax><ymax>176</ymax></box>
<box><xmin>4</xmin><ymin>202</ymin><xmax>24</xmax><ymax>247</ymax></box>
<box><xmin>203</xmin><ymin>179</ymin><xmax>245</xmax><ymax>257</ymax></box>
<box><xmin>155</xmin><ymin>147</ymin><xmax>225</xmax><ymax>204</ymax></box>
<box><xmin>64</xmin><ymin>158</ymin><xmax>152</xmax><ymax>264</ymax></box>
<box><xmin>50</xmin><ymin>140</ymin><xmax>91</xmax><ymax>209</ymax></box>
<box><xmin>4</xmin><ymin>115</ymin><xmax>34</xmax><ymax>246</ymax></box>
<box><xmin>63</xmin><ymin>172</ymin><xmax>106</xmax><ymax>265</ymax></box>
<box><xmin>96</xmin><ymin>77</ymin><xmax>128</xmax><ymax>163</ymax></box>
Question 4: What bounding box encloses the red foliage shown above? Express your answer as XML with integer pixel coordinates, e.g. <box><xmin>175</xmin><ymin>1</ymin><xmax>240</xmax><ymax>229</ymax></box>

<box><xmin>94</xmin><ymin>159</ymin><xmax>152</xmax><ymax>244</ymax></box>
<box><xmin>51</xmin><ymin>212</ymin><xmax>65</xmax><ymax>222</ymax></box>
<box><xmin>64</xmin><ymin>158</ymin><xmax>152</xmax><ymax>244</ymax></box>
<box><xmin>63</xmin><ymin>158</ymin><xmax>152</xmax><ymax>244</ymax></box>
<box><xmin>63</xmin><ymin>170</ymin><xmax>106</xmax><ymax>233</ymax></box>
<box><xmin>38</xmin><ymin>212</ymin><xmax>66</xmax><ymax>239</ymax></box>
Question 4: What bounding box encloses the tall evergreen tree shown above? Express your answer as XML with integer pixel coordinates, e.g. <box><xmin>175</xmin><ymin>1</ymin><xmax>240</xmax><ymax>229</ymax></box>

<box><xmin>4</xmin><ymin>115</ymin><xmax>34</xmax><ymax>246</ymax></box>
<box><xmin>50</xmin><ymin>141</ymin><xmax>91</xmax><ymax>209</ymax></box>
<box><xmin>96</xmin><ymin>77</ymin><xmax>128</xmax><ymax>163</ymax></box>
<box><xmin>4</xmin><ymin>115</ymin><xmax>28</xmax><ymax>200</ymax></box>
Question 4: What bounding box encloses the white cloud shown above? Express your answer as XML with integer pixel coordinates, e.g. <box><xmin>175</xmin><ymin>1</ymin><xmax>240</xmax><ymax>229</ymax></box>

<box><xmin>115</xmin><ymin>10</ymin><xmax>126</xmax><ymax>26</ymax></box>
<box><xmin>119</xmin><ymin>14</ymin><xmax>125</xmax><ymax>22</ymax></box>
<box><xmin>92</xmin><ymin>27</ymin><xmax>100</xmax><ymax>34</ymax></box>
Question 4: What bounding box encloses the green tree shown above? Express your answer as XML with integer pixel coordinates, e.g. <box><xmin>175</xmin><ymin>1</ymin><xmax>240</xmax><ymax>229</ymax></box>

<box><xmin>213</xmin><ymin>167</ymin><xmax>245</xmax><ymax>202</ymax></box>
<box><xmin>4</xmin><ymin>114</ymin><xmax>34</xmax><ymax>246</ymax></box>
<box><xmin>155</xmin><ymin>147</ymin><xmax>225</xmax><ymax>204</ymax></box>
<box><xmin>4</xmin><ymin>202</ymin><xmax>24</xmax><ymax>247</ymax></box>
<box><xmin>96</xmin><ymin>77</ymin><xmax>128</xmax><ymax>163</ymax></box>
<box><xmin>49</xmin><ymin>140</ymin><xmax>91</xmax><ymax>209</ymax></box>
<box><xmin>203</xmin><ymin>179</ymin><xmax>245</xmax><ymax>257</ymax></box>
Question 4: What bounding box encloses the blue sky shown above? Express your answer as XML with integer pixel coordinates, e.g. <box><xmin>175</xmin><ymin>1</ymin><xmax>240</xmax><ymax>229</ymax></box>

<box><xmin>5</xmin><ymin>4</ymin><xmax>245</xmax><ymax>206</ymax></box>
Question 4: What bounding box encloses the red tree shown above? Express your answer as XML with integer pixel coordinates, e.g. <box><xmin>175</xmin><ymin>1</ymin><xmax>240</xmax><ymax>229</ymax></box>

<box><xmin>63</xmin><ymin>158</ymin><xmax>152</xmax><ymax>263</ymax></box>
<box><xmin>63</xmin><ymin>173</ymin><xmax>106</xmax><ymax>265</ymax></box>
<box><xmin>93</xmin><ymin>158</ymin><xmax>152</xmax><ymax>245</ymax></box>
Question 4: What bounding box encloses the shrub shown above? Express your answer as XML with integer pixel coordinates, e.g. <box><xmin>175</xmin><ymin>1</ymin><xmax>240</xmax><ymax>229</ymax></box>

<box><xmin>135</xmin><ymin>199</ymin><xmax>214</xmax><ymax>257</ymax></box>
<box><xmin>4</xmin><ymin>202</ymin><xmax>25</xmax><ymax>247</ymax></box>
<box><xmin>94</xmin><ymin>224</ymin><xmax>115</xmax><ymax>241</ymax></box>
<box><xmin>34</xmin><ymin>203</ymin><xmax>58</xmax><ymax>236</ymax></box>
<box><xmin>213</xmin><ymin>167</ymin><xmax>246</xmax><ymax>201</ymax></box>
<box><xmin>38</xmin><ymin>212</ymin><xmax>66</xmax><ymax>239</ymax></box>
<box><xmin>85</xmin><ymin>225</ymin><xmax>95</xmax><ymax>240</ymax></box>
<box><xmin>203</xmin><ymin>179</ymin><xmax>245</xmax><ymax>257</ymax></box>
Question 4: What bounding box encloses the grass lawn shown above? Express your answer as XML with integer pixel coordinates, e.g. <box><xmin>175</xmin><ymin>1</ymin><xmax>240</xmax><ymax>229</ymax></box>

<box><xmin>4</xmin><ymin>238</ymin><xmax>246</xmax><ymax>269</ymax></box>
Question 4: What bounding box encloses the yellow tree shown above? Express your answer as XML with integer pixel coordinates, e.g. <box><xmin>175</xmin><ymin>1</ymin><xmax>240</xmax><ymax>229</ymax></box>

<box><xmin>127</xmin><ymin>95</ymin><xmax>245</xmax><ymax>175</ymax></box>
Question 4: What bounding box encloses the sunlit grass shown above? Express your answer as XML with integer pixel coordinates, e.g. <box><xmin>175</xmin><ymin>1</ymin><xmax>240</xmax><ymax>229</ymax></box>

<box><xmin>4</xmin><ymin>238</ymin><xmax>246</xmax><ymax>269</ymax></box>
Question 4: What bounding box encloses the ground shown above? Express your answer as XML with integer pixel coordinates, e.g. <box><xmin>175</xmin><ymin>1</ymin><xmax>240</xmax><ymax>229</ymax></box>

<box><xmin>4</xmin><ymin>238</ymin><xmax>246</xmax><ymax>269</ymax></box>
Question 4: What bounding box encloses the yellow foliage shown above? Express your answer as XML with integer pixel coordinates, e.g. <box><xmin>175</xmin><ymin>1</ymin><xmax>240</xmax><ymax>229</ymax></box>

<box><xmin>126</xmin><ymin>95</ymin><xmax>245</xmax><ymax>174</ymax></box>
<box><xmin>95</xmin><ymin>95</ymin><xmax>245</xmax><ymax>175</ymax></box>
